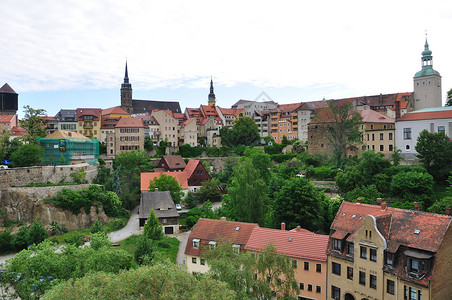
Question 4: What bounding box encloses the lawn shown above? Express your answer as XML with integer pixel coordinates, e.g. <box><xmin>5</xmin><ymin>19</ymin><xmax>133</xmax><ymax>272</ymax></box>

<box><xmin>118</xmin><ymin>234</ymin><xmax>180</xmax><ymax>263</ymax></box>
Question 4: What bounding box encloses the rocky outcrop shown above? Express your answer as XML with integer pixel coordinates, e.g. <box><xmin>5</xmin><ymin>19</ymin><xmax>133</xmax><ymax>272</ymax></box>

<box><xmin>0</xmin><ymin>185</ymin><xmax>112</xmax><ymax>230</ymax></box>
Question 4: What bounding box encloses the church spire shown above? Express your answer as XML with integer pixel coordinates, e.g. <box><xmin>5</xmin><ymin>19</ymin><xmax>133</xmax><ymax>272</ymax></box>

<box><xmin>124</xmin><ymin>60</ymin><xmax>130</xmax><ymax>84</ymax></box>
<box><xmin>208</xmin><ymin>77</ymin><xmax>216</xmax><ymax>107</ymax></box>
<box><xmin>121</xmin><ymin>60</ymin><xmax>133</xmax><ymax>113</ymax></box>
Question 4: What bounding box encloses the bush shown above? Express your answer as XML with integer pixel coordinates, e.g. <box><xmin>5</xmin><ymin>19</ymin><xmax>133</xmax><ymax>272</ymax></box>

<box><xmin>205</xmin><ymin>147</ymin><xmax>220</xmax><ymax>157</ymax></box>
<box><xmin>271</xmin><ymin>153</ymin><xmax>297</xmax><ymax>163</ymax></box>
<box><xmin>390</xmin><ymin>171</ymin><xmax>434</xmax><ymax>199</ymax></box>
<box><xmin>313</xmin><ymin>165</ymin><xmax>337</xmax><ymax>180</ymax></box>
<box><xmin>134</xmin><ymin>235</ymin><xmax>155</xmax><ymax>265</ymax></box>
<box><xmin>0</xmin><ymin>231</ymin><xmax>13</xmax><ymax>253</ymax></box>
<box><xmin>70</xmin><ymin>168</ymin><xmax>87</xmax><ymax>184</ymax></box>
<box><xmin>264</xmin><ymin>144</ymin><xmax>285</xmax><ymax>155</ymax></box>
<box><xmin>90</xmin><ymin>219</ymin><xmax>104</xmax><ymax>234</ymax></box>
<box><xmin>50</xmin><ymin>221</ymin><xmax>68</xmax><ymax>235</ymax></box>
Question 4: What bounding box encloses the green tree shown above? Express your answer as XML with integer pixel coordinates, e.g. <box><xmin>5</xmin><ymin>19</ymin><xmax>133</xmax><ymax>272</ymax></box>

<box><xmin>144</xmin><ymin>135</ymin><xmax>154</xmax><ymax>152</ymax></box>
<box><xmin>90</xmin><ymin>219</ymin><xmax>104</xmax><ymax>234</ymax></box>
<box><xmin>113</xmin><ymin>150</ymin><xmax>154</xmax><ymax>209</ymax></box>
<box><xmin>134</xmin><ymin>235</ymin><xmax>155</xmax><ymax>265</ymax></box>
<box><xmin>415</xmin><ymin>129</ymin><xmax>452</xmax><ymax>181</ymax></box>
<box><xmin>318</xmin><ymin>100</ymin><xmax>362</xmax><ymax>166</ymax></box>
<box><xmin>243</xmin><ymin>147</ymin><xmax>273</xmax><ymax>183</ymax></box>
<box><xmin>273</xmin><ymin>177</ymin><xmax>326</xmax><ymax>232</ymax></box>
<box><xmin>390</xmin><ymin>171</ymin><xmax>434</xmax><ymax>204</ymax></box>
<box><xmin>184</xmin><ymin>190</ymin><xmax>197</xmax><ymax>209</ymax></box>
<box><xmin>19</xmin><ymin>105</ymin><xmax>47</xmax><ymax>139</ymax></box>
<box><xmin>10</xmin><ymin>143</ymin><xmax>44</xmax><ymax>167</ymax></box>
<box><xmin>196</xmin><ymin>178</ymin><xmax>222</xmax><ymax>203</ymax></box>
<box><xmin>226</xmin><ymin>158</ymin><xmax>267</xmax><ymax>224</ymax></box>
<box><xmin>93</xmin><ymin>158</ymin><xmax>112</xmax><ymax>187</ymax></box>
<box><xmin>143</xmin><ymin>209</ymin><xmax>163</xmax><ymax>240</ymax></box>
<box><xmin>221</xmin><ymin>117</ymin><xmax>260</xmax><ymax>147</ymax></box>
<box><xmin>148</xmin><ymin>173</ymin><xmax>184</xmax><ymax>204</ymax></box>
<box><xmin>28</xmin><ymin>219</ymin><xmax>48</xmax><ymax>245</ymax></box>
<box><xmin>43</xmin><ymin>263</ymin><xmax>235</xmax><ymax>300</ymax></box>
<box><xmin>89</xmin><ymin>232</ymin><xmax>112</xmax><ymax>250</ymax></box>
<box><xmin>391</xmin><ymin>147</ymin><xmax>404</xmax><ymax>166</ymax></box>
<box><xmin>445</xmin><ymin>88</ymin><xmax>452</xmax><ymax>107</ymax></box>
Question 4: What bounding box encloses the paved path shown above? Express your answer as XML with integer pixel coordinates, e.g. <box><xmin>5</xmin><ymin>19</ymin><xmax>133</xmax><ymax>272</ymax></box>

<box><xmin>173</xmin><ymin>231</ymin><xmax>190</xmax><ymax>266</ymax></box>
<box><xmin>0</xmin><ymin>253</ymin><xmax>15</xmax><ymax>266</ymax></box>
<box><xmin>108</xmin><ymin>205</ymin><xmax>141</xmax><ymax>243</ymax></box>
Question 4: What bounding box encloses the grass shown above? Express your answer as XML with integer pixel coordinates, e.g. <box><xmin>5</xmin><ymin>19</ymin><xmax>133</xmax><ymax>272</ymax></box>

<box><xmin>118</xmin><ymin>235</ymin><xmax>180</xmax><ymax>263</ymax></box>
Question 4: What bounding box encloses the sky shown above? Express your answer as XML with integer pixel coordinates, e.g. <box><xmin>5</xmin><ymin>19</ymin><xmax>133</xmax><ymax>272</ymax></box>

<box><xmin>1</xmin><ymin>0</ymin><xmax>451</xmax><ymax>119</ymax></box>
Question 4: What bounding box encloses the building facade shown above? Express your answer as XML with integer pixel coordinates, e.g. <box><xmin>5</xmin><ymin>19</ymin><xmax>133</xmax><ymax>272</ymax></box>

<box><xmin>77</xmin><ymin>108</ymin><xmax>102</xmax><ymax>139</ymax></box>
<box><xmin>106</xmin><ymin>117</ymin><xmax>145</xmax><ymax>157</ymax></box>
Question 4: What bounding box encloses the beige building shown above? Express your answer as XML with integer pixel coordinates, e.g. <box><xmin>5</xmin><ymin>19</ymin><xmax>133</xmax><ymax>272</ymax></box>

<box><xmin>359</xmin><ymin>110</ymin><xmax>395</xmax><ymax>157</ymax></box>
<box><xmin>151</xmin><ymin>110</ymin><xmax>179</xmax><ymax>147</ymax></box>
<box><xmin>181</xmin><ymin>118</ymin><xmax>197</xmax><ymax>146</ymax></box>
<box><xmin>106</xmin><ymin>117</ymin><xmax>145</xmax><ymax>157</ymax></box>
<box><xmin>327</xmin><ymin>200</ymin><xmax>452</xmax><ymax>300</ymax></box>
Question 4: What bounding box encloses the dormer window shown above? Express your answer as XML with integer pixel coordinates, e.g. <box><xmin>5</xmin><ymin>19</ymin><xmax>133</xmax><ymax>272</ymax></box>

<box><xmin>193</xmin><ymin>239</ymin><xmax>200</xmax><ymax>249</ymax></box>
<box><xmin>209</xmin><ymin>241</ymin><xmax>216</xmax><ymax>250</ymax></box>
<box><xmin>405</xmin><ymin>250</ymin><xmax>432</xmax><ymax>279</ymax></box>
<box><xmin>346</xmin><ymin>242</ymin><xmax>354</xmax><ymax>257</ymax></box>
<box><xmin>332</xmin><ymin>239</ymin><xmax>343</xmax><ymax>252</ymax></box>
<box><xmin>385</xmin><ymin>252</ymin><xmax>395</xmax><ymax>267</ymax></box>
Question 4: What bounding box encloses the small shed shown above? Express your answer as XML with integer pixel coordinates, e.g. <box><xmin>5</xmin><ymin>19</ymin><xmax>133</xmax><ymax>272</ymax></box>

<box><xmin>139</xmin><ymin>190</ymin><xmax>180</xmax><ymax>234</ymax></box>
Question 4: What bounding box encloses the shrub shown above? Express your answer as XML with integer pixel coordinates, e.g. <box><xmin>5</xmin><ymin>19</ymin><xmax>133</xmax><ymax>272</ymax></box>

<box><xmin>264</xmin><ymin>144</ymin><xmax>285</xmax><ymax>155</ymax></box>
<box><xmin>90</xmin><ymin>219</ymin><xmax>104</xmax><ymax>234</ymax></box>
<box><xmin>313</xmin><ymin>165</ymin><xmax>337</xmax><ymax>180</ymax></box>
<box><xmin>271</xmin><ymin>153</ymin><xmax>297</xmax><ymax>163</ymax></box>
<box><xmin>0</xmin><ymin>231</ymin><xmax>13</xmax><ymax>252</ymax></box>
<box><xmin>70</xmin><ymin>168</ymin><xmax>87</xmax><ymax>184</ymax></box>
<box><xmin>134</xmin><ymin>235</ymin><xmax>155</xmax><ymax>265</ymax></box>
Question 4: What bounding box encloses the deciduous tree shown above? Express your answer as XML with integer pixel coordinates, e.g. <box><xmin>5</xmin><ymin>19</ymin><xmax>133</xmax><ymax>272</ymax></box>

<box><xmin>19</xmin><ymin>105</ymin><xmax>47</xmax><ymax>139</ymax></box>
<box><xmin>221</xmin><ymin>117</ymin><xmax>260</xmax><ymax>147</ymax></box>
<box><xmin>10</xmin><ymin>143</ymin><xmax>44</xmax><ymax>167</ymax></box>
<box><xmin>148</xmin><ymin>173</ymin><xmax>183</xmax><ymax>204</ymax></box>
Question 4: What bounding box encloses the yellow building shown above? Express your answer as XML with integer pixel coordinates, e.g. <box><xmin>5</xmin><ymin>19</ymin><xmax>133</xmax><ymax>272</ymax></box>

<box><xmin>359</xmin><ymin>110</ymin><xmax>395</xmax><ymax>157</ymax></box>
<box><xmin>151</xmin><ymin>110</ymin><xmax>179</xmax><ymax>147</ymax></box>
<box><xmin>245</xmin><ymin>225</ymin><xmax>329</xmax><ymax>300</ymax></box>
<box><xmin>327</xmin><ymin>200</ymin><xmax>452</xmax><ymax>300</ymax></box>
<box><xmin>76</xmin><ymin>108</ymin><xmax>102</xmax><ymax>139</ymax></box>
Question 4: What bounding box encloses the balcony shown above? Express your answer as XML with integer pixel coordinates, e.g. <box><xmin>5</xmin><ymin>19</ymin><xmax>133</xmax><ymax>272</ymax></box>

<box><xmin>83</xmin><ymin>123</ymin><xmax>93</xmax><ymax>129</ymax></box>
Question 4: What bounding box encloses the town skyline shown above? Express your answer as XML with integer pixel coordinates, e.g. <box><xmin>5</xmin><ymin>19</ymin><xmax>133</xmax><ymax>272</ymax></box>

<box><xmin>2</xmin><ymin>1</ymin><xmax>451</xmax><ymax>118</ymax></box>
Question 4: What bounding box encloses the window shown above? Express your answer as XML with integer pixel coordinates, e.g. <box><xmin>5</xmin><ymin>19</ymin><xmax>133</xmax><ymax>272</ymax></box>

<box><xmin>438</xmin><ymin>125</ymin><xmax>445</xmax><ymax>134</ymax></box>
<box><xmin>307</xmin><ymin>284</ymin><xmax>312</xmax><ymax>292</ymax></box>
<box><xmin>389</xmin><ymin>132</ymin><xmax>393</xmax><ymax>140</ymax></box>
<box><xmin>404</xmin><ymin>128</ymin><xmax>412</xmax><ymax>140</ymax></box>
<box><xmin>332</xmin><ymin>239</ymin><xmax>342</xmax><ymax>252</ymax></box>
<box><xmin>347</xmin><ymin>267</ymin><xmax>353</xmax><ymax>280</ymax></box>
<box><xmin>316</xmin><ymin>285</ymin><xmax>321</xmax><ymax>293</ymax></box>
<box><xmin>385</xmin><ymin>252</ymin><xmax>395</xmax><ymax>266</ymax></box>
<box><xmin>387</xmin><ymin>279</ymin><xmax>395</xmax><ymax>295</ymax></box>
<box><xmin>370</xmin><ymin>249</ymin><xmax>377</xmax><ymax>262</ymax></box>
<box><xmin>389</xmin><ymin>144</ymin><xmax>393</xmax><ymax>151</ymax></box>
<box><xmin>304</xmin><ymin>262</ymin><xmax>309</xmax><ymax>271</ymax></box>
<box><xmin>201</xmin><ymin>259</ymin><xmax>205</xmax><ymax>265</ymax></box>
<box><xmin>331</xmin><ymin>286</ymin><xmax>340</xmax><ymax>300</ymax></box>
<box><xmin>360</xmin><ymin>246</ymin><xmax>367</xmax><ymax>259</ymax></box>
<box><xmin>372</xmin><ymin>133</ymin><xmax>375</xmax><ymax>141</ymax></box>
<box><xmin>346</xmin><ymin>242</ymin><xmax>354</xmax><ymax>256</ymax></box>
<box><xmin>370</xmin><ymin>275</ymin><xmax>377</xmax><ymax>289</ymax></box>
<box><xmin>193</xmin><ymin>239</ymin><xmax>200</xmax><ymax>249</ymax></box>
<box><xmin>332</xmin><ymin>262</ymin><xmax>341</xmax><ymax>275</ymax></box>
<box><xmin>292</xmin><ymin>259</ymin><xmax>297</xmax><ymax>269</ymax></box>
<box><xmin>209</xmin><ymin>241</ymin><xmax>216</xmax><ymax>250</ymax></box>
<box><xmin>232</xmin><ymin>244</ymin><xmax>240</xmax><ymax>254</ymax></box>
<box><xmin>359</xmin><ymin>271</ymin><xmax>366</xmax><ymax>285</ymax></box>
<box><xmin>380</xmin><ymin>145</ymin><xmax>384</xmax><ymax>151</ymax></box>
<box><xmin>405</xmin><ymin>285</ymin><xmax>422</xmax><ymax>300</ymax></box>
<box><xmin>371</xmin><ymin>124</ymin><xmax>374</xmax><ymax>129</ymax></box>
<box><xmin>299</xmin><ymin>282</ymin><xmax>304</xmax><ymax>290</ymax></box>
<box><xmin>316</xmin><ymin>263</ymin><xmax>321</xmax><ymax>273</ymax></box>
<box><xmin>192</xmin><ymin>257</ymin><xmax>197</xmax><ymax>264</ymax></box>
<box><xmin>380</xmin><ymin>133</ymin><xmax>384</xmax><ymax>140</ymax></box>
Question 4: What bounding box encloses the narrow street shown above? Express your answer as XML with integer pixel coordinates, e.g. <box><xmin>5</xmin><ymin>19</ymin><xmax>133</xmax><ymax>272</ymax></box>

<box><xmin>108</xmin><ymin>205</ymin><xmax>141</xmax><ymax>243</ymax></box>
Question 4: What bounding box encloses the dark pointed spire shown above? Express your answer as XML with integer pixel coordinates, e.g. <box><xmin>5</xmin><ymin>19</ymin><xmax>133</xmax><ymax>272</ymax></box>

<box><xmin>124</xmin><ymin>60</ymin><xmax>129</xmax><ymax>84</ymax></box>
<box><xmin>208</xmin><ymin>76</ymin><xmax>216</xmax><ymax>107</ymax></box>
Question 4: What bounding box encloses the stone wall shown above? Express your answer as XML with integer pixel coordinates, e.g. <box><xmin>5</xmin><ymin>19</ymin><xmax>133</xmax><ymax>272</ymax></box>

<box><xmin>0</xmin><ymin>184</ymin><xmax>111</xmax><ymax>230</ymax></box>
<box><xmin>0</xmin><ymin>163</ymin><xmax>97</xmax><ymax>189</ymax></box>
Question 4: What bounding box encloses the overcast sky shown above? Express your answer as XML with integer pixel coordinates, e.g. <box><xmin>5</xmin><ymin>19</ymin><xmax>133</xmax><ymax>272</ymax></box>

<box><xmin>1</xmin><ymin>0</ymin><xmax>451</xmax><ymax>118</ymax></box>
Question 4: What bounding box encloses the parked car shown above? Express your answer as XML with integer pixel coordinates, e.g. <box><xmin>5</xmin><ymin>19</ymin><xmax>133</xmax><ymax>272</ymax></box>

<box><xmin>175</xmin><ymin>204</ymin><xmax>182</xmax><ymax>210</ymax></box>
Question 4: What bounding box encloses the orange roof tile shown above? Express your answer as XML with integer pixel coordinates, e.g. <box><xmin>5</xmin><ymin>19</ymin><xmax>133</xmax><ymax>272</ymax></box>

<box><xmin>102</xmin><ymin>106</ymin><xmax>130</xmax><ymax>116</ymax></box>
<box><xmin>115</xmin><ymin>117</ymin><xmax>145</xmax><ymax>128</ymax></box>
<box><xmin>77</xmin><ymin>108</ymin><xmax>101</xmax><ymax>121</ymax></box>
<box><xmin>0</xmin><ymin>115</ymin><xmax>15</xmax><ymax>122</ymax></box>
<box><xmin>185</xmin><ymin>218</ymin><xmax>258</xmax><ymax>257</ymax></box>
<box><xmin>160</xmin><ymin>155</ymin><xmax>186</xmax><ymax>170</ymax></box>
<box><xmin>140</xmin><ymin>172</ymin><xmax>188</xmax><ymax>191</ymax></box>
<box><xmin>184</xmin><ymin>159</ymin><xmax>200</xmax><ymax>178</ymax></box>
<box><xmin>246</xmin><ymin>227</ymin><xmax>329</xmax><ymax>261</ymax></box>
<box><xmin>358</xmin><ymin>109</ymin><xmax>395</xmax><ymax>123</ymax></box>
<box><xmin>397</xmin><ymin>109</ymin><xmax>452</xmax><ymax>122</ymax></box>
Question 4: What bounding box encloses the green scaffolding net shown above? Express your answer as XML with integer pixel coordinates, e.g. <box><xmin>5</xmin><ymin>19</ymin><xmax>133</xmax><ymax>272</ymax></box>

<box><xmin>38</xmin><ymin>138</ymin><xmax>99</xmax><ymax>166</ymax></box>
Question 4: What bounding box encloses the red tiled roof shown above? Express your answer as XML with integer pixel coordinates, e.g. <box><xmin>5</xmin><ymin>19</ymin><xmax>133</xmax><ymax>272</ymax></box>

<box><xmin>0</xmin><ymin>115</ymin><xmax>15</xmax><ymax>122</ymax></box>
<box><xmin>218</xmin><ymin>107</ymin><xmax>243</xmax><ymax>117</ymax></box>
<box><xmin>160</xmin><ymin>155</ymin><xmax>186</xmax><ymax>170</ymax></box>
<box><xmin>245</xmin><ymin>227</ymin><xmax>329</xmax><ymax>261</ymax></box>
<box><xmin>11</xmin><ymin>126</ymin><xmax>27</xmax><ymax>136</ymax></box>
<box><xmin>173</xmin><ymin>112</ymin><xmax>186</xmax><ymax>119</ymax></box>
<box><xmin>330</xmin><ymin>201</ymin><xmax>452</xmax><ymax>254</ymax></box>
<box><xmin>185</xmin><ymin>218</ymin><xmax>258</xmax><ymax>257</ymax></box>
<box><xmin>396</xmin><ymin>109</ymin><xmax>452</xmax><ymax>122</ymax></box>
<box><xmin>276</xmin><ymin>103</ymin><xmax>302</xmax><ymax>112</ymax></box>
<box><xmin>115</xmin><ymin>117</ymin><xmax>144</xmax><ymax>128</ymax></box>
<box><xmin>77</xmin><ymin>108</ymin><xmax>101</xmax><ymax>121</ymax></box>
<box><xmin>358</xmin><ymin>109</ymin><xmax>395</xmax><ymax>123</ymax></box>
<box><xmin>183</xmin><ymin>118</ymin><xmax>196</xmax><ymax>126</ymax></box>
<box><xmin>184</xmin><ymin>159</ymin><xmax>200</xmax><ymax>178</ymax></box>
<box><xmin>200</xmin><ymin>117</ymin><xmax>213</xmax><ymax>125</ymax></box>
<box><xmin>140</xmin><ymin>172</ymin><xmax>188</xmax><ymax>190</ymax></box>
<box><xmin>102</xmin><ymin>106</ymin><xmax>129</xmax><ymax>116</ymax></box>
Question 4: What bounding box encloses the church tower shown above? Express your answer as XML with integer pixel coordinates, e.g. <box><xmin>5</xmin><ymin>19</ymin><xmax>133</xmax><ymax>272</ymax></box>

<box><xmin>208</xmin><ymin>77</ymin><xmax>216</xmax><ymax>107</ymax></box>
<box><xmin>121</xmin><ymin>61</ymin><xmax>133</xmax><ymax>114</ymax></box>
<box><xmin>413</xmin><ymin>37</ymin><xmax>442</xmax><ymax>110</ymax></box>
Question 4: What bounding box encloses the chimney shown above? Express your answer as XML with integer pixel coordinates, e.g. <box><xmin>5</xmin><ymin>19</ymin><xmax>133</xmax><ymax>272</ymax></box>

<box><xmin>220</xmin><ymin>217</ymin><xmax>226</xmax><ymax>221</ymax></box>
<box><xmin>356</xmin><ymin>198</ymin><xmax>362</xmax><ymax>204</ymax></box>
<box><xmin>376</xmin><ymin>198</ymin><xmax>382</xmax><ymax>205</ymax></box>
<box><xmin>297</xmin><ymin>225</ymin><xmax>301</xmax><ymax>231</ymax></box>
<box><xmin>154</xmin><ymin>188</ymin><xmax>158</xmax><ymax>192</ymax></box>
<box><xmin>445</xmin><ymin>208</ymin><xmax>451</xmax><ymax>216</ymax></box>
<box><xmin>281</xmin><ymin>222</ymin><xmax>286</xmax><ymax>231</ymax></box>
<box><xmin>395</xmin><ymin>101</ymin><xmax>401</xmax><ymax>120</ymax></box>
<box><xmin>413</xmin><ymin>202</ymin><xmax>420</xmax><ymax>211</ymax></box>
<box><xmin>381</xmin><ymin>202</ymin><xmax>387</xmax><ymax>211</ymax></box>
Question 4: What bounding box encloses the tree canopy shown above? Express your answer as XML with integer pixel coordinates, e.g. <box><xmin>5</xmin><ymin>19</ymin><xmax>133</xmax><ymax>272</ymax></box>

<box><xmin>11</xmin><ymin>143</ymin><xmax>44</xmax><ymax>167</ymax></box>
<box><xmin>221</xmin><ymin>117</ymin><xmax>260</xmax><ymax>147</ymax></box>
<box><xmin>445</xmin><ymin>88</ymin><xmax>452</xmax><ymax>107</ymax></box>
<box><xmin>19</xmin><ymin>105</ymin><xmax>47</xmax><ymax>139</ymax></box>
<box><xmin>148</xmin><ymin>173</ymin><xmax>183</xmax><ymax>204</ymax></box>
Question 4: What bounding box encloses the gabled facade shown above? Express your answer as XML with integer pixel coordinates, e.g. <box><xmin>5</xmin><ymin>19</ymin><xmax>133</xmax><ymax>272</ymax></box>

<box><xmin>100</xmin><ymin>106</ymin><xmax>130</xmax><ymax>143</ymax></box>
<box><xmin>151</xmin><ymin>110</ymin><xmax>179</xmax><ymax>147</ymax></box>
<box><xmin>0</xmin><ymin>115</ymin><xmax>18</xmax><ymax>131</ymax></box>
<box><xmin>76</xmin><ymin>108</ymin><xmax>102</xmax><ymax>139</ymax></box>
<box><xmin>139</xmin><ymin>190</ymin><xmax>179</xmax><ymax>234</ymax></box>
<box><xmin>358</xmin><ymin>110</ymin><xmax>395</xmax><ymax>156</ymax></box>
<box><xmin>181</xmin><ymin>118</ymin><xmax>197</xmax><ymax>147</ymax></box>
<box><xmin>185</xmin><ymin>159</ymin><xmax>211</xmax><ymax>188</ymax></box>
<box><xmin>245</xmin><ymin>225</ymin><xmax>329</xmax><ymax>300</ymax></box>
<box><xmin>106</xmin><ymin>117</ymin><xmax>145</xmax><ymax>157</ymax></box>
<box><xmin>155</xmin><ymin>155</ymin><xmax>186</xmax><ymax>172</ymax></box>
<box><xmin>184</xmin><ymin>218</ymin><xmax>258</xmax><ymax>274</ymax></box>
<box><xmin>297</xmin><ymin>100</ymin><xmax>326</xmax><ymax>141</ymax></box>
<box><xmin>216</xmin><ymin>106</ymin><xmax>243</xmax><ymax>127</ymax></box>
<box><xmin>327</xmin><ymin>201</ymin><xmax>452</xmax><ymax>300</ymax></box>
<box><xmin>395</xmin><ymin>107</ymin><xmax>452</xmax><ymax>159</ymax></box>
<box><xmin>54</xmin><ymin>109</ymin><xmax>77</xmax><ymax>132</ymax></box>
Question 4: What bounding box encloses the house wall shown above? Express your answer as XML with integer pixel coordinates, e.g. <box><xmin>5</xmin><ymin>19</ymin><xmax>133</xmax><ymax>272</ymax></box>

<box><xmin>361</xmin><ymin>122</ymin><xmax>395</xmax><ymax>156</ymax></box>
<box><xmin>413</xmin><ymin>75</ymin><xmax>442</xmax><ymax>111</ymax></box>
<box><xmin>308</xmin><ymin>123</ymin><xmax>332</xmax><ymax>156</ymax></box>
<box><xmin>270</xmin><ymin>111</ymin><xmax>298</xmax><ymax>143</ymax></box>
<box><xmin>298</xmin><ymin>110</ymin><xmax>313</xmax><ymax>141</ymax></box>
<box><xmin>185</xmin><ymin>254</ymin><xmax>209</xmax><ymax>274</ymax></box>
<box><xmin>114</xmin><ymin>126</ymin><xmax>145</xmax><ymax>155</ymax></box>
<box><xmin>152</xmin><ymin>110</ymin><xmax>178</xmax><ymax>147</ymax></box>
<box><xmin>183</xmin><ymin>120</ymin><xmax>198</xmax><ymax>146</ymax></box>
<box><xmin>430</xmin><ymin>225</ymin><xmax>452</xmax><ymax>299</ymax></box>
<box><xmin>395</xmin><ymin>118</ymin><xmax>452</xmax><ymax>158</ymax></box>
<box><xmin>293</xmin><ymin>258</ymin><xmax>327</xmax><ymax>300</ymax></box>
<box><xmin>187</xmin><ymin>163</ymin><xmax>211</xmax><ymax>186</ymax></box>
